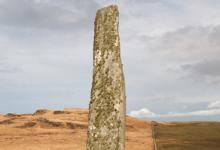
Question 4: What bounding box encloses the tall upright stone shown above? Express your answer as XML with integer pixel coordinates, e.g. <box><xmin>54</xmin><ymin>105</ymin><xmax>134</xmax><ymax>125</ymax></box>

<box><xmin>86</xmin><ymin>5</ymin><xmax>126</xmax><ymax>150</ymax></box>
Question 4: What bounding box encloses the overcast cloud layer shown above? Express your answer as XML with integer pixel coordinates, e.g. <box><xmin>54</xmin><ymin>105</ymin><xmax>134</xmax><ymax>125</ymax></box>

<box><xmin>0</xmin><ymin>0</ymin><xmax>220</xmax><ymax>121</ymax></box>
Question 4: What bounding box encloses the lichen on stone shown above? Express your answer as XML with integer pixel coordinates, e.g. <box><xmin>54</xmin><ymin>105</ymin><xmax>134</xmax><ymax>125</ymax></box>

<box><xmin>87</xmin><ymin>5</ymin><xmax>126</xmax><ymax>150</ymax></box>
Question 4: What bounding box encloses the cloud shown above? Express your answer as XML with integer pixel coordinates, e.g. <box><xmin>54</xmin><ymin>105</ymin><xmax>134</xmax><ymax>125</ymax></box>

<box><xmin>182</xmin><ymin>60</ymin><xmax>220</xmax><ymax>77</ymax></box>
<box><xmin>0</xmin><ymin>0</ymin><xmax>99</xmax><ymax>31</ymax></box>
<box><xmin>208</xmin><ymin>101</ymin><xmax>220</xmax><ymax>109</ymax></box>
<box><xmin>0</xmin><ymin>64</ymin><xmax>20</xmax><ymax>73</ymax></box>
<box><xmin>0</xmin><ymin>0</ymin><xmax>220</xmax><ymax>115</ymax></box>
<box><xmin>181</xmin><ymin>60</ymin><xmax>220</xmax><ymax>84</ymax></box>
<box><xmin>0</xmin><ymin>57</ymin><xmax>21</xmax><ymax>73</ymax></box>
<box><xmin>130</xmin><ymin>101</ymin><xmax>220</xmax><ymax>119</ymax></box>
<box><xmin>142</xmin><ymin>25</ymin><xmax>220</xmax><ymax>55</ymax></box>
<box><xmin>130</xmin><ymin>108</ymin><xmax>156</xmax><ymax>118</ymax></box>
<box><xmin>135</xmin><ymin>24</ymin><xmax>220</xmax><ymax>86</ymax></box>
<box><xmin>0</xmin><ymin>0</ymin><xmax>100</xmax><ymax>114</ymax></box>
<box><xmin>161</xmin><ymin>109</ymin><xmax>220</xmax><ymax>117</ymax></box>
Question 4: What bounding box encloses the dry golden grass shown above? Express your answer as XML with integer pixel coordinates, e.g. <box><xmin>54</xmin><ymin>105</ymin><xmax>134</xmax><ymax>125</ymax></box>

<box><xmin>153</xmin><ymin>122</ymin><xmax>220</xmax><ymax>150</ymax></box>
<box><xmin>0</xmin><ymin>108</ymin><xmax>153</xmax><ymax>150</ymax></box>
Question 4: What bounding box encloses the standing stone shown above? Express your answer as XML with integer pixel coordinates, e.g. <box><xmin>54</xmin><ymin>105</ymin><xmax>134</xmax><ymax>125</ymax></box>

<box><xmin>86</xmin><ymin>5</ymin><xmax>126</xmax><ymax>150</ymax></box>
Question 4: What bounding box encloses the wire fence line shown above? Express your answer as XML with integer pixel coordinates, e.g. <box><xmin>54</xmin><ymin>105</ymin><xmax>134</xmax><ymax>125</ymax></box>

<box><xmin>151</xmin><ymin>121</ymin><xmax>158</xmax><ymax>150</ymax></box>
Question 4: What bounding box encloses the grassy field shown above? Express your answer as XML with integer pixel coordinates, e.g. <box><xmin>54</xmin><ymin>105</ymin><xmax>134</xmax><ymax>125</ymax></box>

<box><xmin>153</xmin><ymin>122</ymin><xmax>220</xmax><ymax>150</ymax></box>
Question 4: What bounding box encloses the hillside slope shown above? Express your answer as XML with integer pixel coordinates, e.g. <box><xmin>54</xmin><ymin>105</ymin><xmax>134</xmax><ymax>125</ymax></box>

<box><xmin>153</xmin><ymin>122</ymin><xmax>220</xmax><ymax>150</ymax></box>
<box><xmin>0</xmin><ymin>109</ymin><xmax>153</xmax><ymax>150</ymax></box>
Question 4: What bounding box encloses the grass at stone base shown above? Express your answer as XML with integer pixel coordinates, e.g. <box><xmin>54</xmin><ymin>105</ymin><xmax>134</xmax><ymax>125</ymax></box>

<box><xmin>153</xmin><ymin>122</ymin><xmax>220</xmax><ymax>150</ymax></box>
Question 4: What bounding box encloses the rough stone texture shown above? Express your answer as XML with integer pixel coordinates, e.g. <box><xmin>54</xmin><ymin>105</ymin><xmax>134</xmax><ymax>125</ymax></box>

<box><xmin>86</xmin><ymin>5</ymin><xmax>126</xmax><ymax>150</ymax></box>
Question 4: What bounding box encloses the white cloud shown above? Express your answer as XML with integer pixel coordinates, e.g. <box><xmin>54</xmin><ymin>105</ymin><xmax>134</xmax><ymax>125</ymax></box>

<box><xmin>130</xmin><ymin>108</ymin><xmax>156</xmax><ymax>118</ymax></box>
<box><xmin>130</xmin><ymin>107</ymin><xmax>220</xmax><ymax>118</ymax></box>
<box><xmin>0</xmin><ymin>0</ymin><xmax>220</xmax><ymax>115</ymax></box>
<box><xmin>0</xmin><ymin>0</ymin><xmax>99</xmax><ymax>31</ymax></box>
<box><xmin>208</xmin><ymin>101</ymin><xmax>220</xmax><ymax>109</ymax></box>
<box><xmin>162</xmin><ymin>109</ymin><xmax>220</xmax><ymax>117</ymax></box>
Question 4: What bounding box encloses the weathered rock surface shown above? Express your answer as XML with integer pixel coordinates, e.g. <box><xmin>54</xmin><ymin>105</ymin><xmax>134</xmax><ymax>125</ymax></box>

<box><xmin>87</xmin><ymin>5</ymin><xmax>126</xmax><ymax>150</ymax></box>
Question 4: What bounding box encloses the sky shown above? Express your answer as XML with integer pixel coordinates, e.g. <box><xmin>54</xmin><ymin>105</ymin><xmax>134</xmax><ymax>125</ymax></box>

<box><xmin>0</xmin><ymin>0</ymin><xmax>220</xmax><ymax>121</ymax></box>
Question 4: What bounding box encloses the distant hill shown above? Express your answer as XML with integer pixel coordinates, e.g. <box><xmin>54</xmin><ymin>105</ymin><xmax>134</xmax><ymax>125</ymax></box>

<box><xmin>0</xmin><ymin>108</ymin><xmax>153</xmax><ymax>150</ymax></box>
<box><xmin>1</xmin><ymin>108</ymin><xmax>219</xmax><ymax>150</ymax></box>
